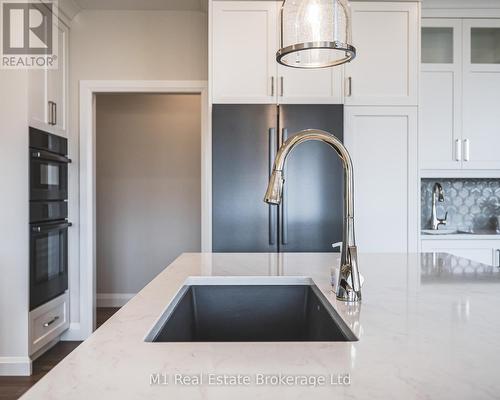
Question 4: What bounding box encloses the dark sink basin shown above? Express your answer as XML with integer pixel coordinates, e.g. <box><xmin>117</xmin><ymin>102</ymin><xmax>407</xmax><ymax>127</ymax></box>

<box><xmin>146</xmin><ymin>280</ymin><xmax>357</xmax><ymax>342</ymax></box>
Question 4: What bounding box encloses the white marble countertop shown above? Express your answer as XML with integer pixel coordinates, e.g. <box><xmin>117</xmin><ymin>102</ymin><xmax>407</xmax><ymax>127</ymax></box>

<box><xmin>22</xmin><ymin>253</ymin><xmax>500</xmax><ymax>400</ymax></box>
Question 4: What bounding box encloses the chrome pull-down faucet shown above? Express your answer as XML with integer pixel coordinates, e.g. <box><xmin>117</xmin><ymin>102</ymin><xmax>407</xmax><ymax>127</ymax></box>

<box><xmin>431</xmin><ymin>182</ymin><xmax>448</xmax><ymax>230</ymax></box>
<box><xmin>264</xmin><ymin>129</ymin><xmax>362</xmax><ymax>302</ymax></box>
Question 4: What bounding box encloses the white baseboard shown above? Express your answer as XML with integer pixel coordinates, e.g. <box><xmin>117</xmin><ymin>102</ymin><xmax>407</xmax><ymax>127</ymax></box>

<box><xmin>0</xmin><ymin>357</ymin><xmax>32</xmax><ymax>376</ymax></box>
<box><xmin>96</xmin><ymin>293</ymin><xmax>135</xmax><ymax>308</ymax></box>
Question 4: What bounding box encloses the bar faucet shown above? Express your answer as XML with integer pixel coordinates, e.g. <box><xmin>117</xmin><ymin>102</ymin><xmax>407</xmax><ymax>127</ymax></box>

<box><xmin>264</xmin><ymin>129</ymin><xmax>362</xmax><ymax>302</ymax></box>
<box><xmin>431</xmin><ymin>182</ymin><xmax>448</xmax><ymax>230</ymax></box>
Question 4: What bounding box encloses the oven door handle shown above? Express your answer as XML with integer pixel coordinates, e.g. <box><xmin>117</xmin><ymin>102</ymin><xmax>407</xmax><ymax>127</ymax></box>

<box><xmin>31</xmin><ymin>149</ymin><xmax>72</xmax><ymax>164</ymax></box>
<box><xmin>32</xmin><ymin>221</ymin><xmax>72</xmax><ymax>233</ymax></box>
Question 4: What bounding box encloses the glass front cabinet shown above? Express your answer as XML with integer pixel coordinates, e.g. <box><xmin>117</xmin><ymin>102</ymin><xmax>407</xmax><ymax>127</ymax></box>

<box><xmin>420</xmin><ymin>18</ymin><xmax>500</xmax><ymax>172</ymax></box>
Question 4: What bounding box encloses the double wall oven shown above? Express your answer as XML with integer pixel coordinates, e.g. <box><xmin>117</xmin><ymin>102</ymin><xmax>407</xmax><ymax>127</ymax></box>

<box><xmin>30</xmin><ymin>128</ymin><xmax>72</xmax><ymax>310</ymax></box>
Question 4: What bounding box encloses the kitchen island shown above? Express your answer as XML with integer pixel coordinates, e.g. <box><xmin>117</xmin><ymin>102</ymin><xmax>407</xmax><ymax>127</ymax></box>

<box><xmin>22</xmin><ymin>253</ymin><xmax>500</xmax><ymax>399</ymax></box>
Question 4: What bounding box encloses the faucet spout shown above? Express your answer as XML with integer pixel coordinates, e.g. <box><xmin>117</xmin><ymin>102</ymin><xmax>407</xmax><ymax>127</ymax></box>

<box><xmin>263</xmin><ymin>129</ymin><xmax>362</xmax><ymax>302</ymax></box>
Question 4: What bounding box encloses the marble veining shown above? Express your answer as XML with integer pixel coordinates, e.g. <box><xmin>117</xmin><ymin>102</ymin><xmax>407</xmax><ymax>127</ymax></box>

<box><xmin>421</xmin><ymin>178</ymin><xmax>500</xmax><ymax>231</ymax></box>
<box><xmin>21</xmin><ymin>253</ymin><xmax>500</xmax><ymax>400</ymax></box>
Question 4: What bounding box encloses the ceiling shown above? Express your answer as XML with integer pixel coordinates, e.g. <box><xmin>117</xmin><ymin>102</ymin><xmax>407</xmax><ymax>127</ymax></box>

<box><xmin>73</xmin><ymin>0</ymin><xmax>208</xmax><ymax>12</ymax></box>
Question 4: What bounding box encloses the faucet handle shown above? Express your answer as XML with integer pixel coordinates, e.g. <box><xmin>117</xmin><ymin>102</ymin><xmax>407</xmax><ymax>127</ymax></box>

<box><xmin>438</xmin><ymin>212</ymin><xmax>448</xmax><ymax>226</ymax></box>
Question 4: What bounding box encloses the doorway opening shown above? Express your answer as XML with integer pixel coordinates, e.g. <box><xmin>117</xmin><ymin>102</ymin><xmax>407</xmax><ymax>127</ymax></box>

<box><xmin>93</xmin><ymin>93</ymin><xmax>202</xmax><ymax>324</ymax></box>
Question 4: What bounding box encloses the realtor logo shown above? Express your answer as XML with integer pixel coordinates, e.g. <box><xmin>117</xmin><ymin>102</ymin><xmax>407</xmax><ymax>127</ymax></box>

<box><xmin>1</xmin><ymin>0</ymin><xmax>58</xmax><ymax>69</ymax></box>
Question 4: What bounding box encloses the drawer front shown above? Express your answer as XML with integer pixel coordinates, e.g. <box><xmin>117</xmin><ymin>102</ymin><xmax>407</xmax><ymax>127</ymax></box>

<box><xmin>30</xmin><ymin>292</ymin><xmax>69</xmax><ymax>355</ymax></box>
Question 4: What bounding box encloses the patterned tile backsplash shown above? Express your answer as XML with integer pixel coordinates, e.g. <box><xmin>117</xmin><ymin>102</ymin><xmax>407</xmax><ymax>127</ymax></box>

<box><xmin>421</xmin><ymin>179</ymin><xmax>500</xmax><ymax>231</ymax></box>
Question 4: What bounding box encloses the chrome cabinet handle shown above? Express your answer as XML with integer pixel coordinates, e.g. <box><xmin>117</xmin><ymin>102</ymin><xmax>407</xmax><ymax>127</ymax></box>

<box><xmin>48</xmin><ymin>101</ymin><xmax>57</xmax><ymax>125</ymax></box>
<box><xmin>48</xmin><ymin>101</ymin><xmax>53</xmax><ymax>125</ymax></box>
<box><xmin>497</xmin><ymin>249</ymin><xmax>500</xmax><ymax>268</ymax></box>
<box><xmin>280</xmin><ymin>76</ymin><xmax>284</xmax><ymax>97</ymax></box>
<box><xmin>463</xmin><ymin>139</ymin><xmax>470</xmax><ymax>161</ymax></box>
<box><xmin>270</xmin><ymin>76</ymin><xmax>275</xmax><ymax>97</ymax></box>
<box><xmin>43</xmin><ymin>316</ymin><xmax>59</xmax><ymax>327</ymax></box>
<box><xmin>53</xmin><ymin>102</ymin><xmax>57</xmax><ymax>126</ymax></box>
<box><xmin>268</xmin><ymin>128</ymin><xmax>277</xmax><ymax>246</ymax></box>
<box><xmin>346</xmin><ymin>77</ymin><xmax>352</xmax><ymax>97</ymax></box>
<box><xmin>455</xmin><ymin>139</ymin><xmax>462</xmax><ymax>161</ymax></box>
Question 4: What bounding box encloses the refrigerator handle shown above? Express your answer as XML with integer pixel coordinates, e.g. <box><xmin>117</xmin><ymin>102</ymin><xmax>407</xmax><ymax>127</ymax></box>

<box><xmin>268</xmin><ymin>128</ymin><xmax>277</xmax><ymax>246</ymax></box>
<box><xmin>280</xmin><ymin>128</ymin><xmax>288</xmax><ymax>245</ymax></box>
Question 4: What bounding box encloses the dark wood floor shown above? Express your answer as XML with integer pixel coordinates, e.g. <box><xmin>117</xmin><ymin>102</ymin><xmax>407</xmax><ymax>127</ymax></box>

<box><xmin>0</xmin><ymin>308</ymin><xmax>120</xmax><ymax>400</ymax></box>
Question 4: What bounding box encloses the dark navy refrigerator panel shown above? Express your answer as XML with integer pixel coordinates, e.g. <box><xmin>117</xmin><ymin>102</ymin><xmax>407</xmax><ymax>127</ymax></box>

<box><xmin>212</xmin><ymin>104</ymin><xmax>344</xmax><ymax>253</ymax></box>
<box><xmin>278</xmin><ymin>105</ymin><xmax>344</xmax><ymax>252</ymax></box>
<box><xmin>212</xmin><ymin>105</ymin><xmax>278</xmax><ymax>252</ymax></box>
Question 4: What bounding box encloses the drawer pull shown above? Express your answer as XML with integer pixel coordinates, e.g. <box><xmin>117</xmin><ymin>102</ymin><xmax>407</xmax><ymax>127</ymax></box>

<box><xmin>43</xmin><ymin>316</ymin><xmax>60</xmax><ymax>327</ymax></box>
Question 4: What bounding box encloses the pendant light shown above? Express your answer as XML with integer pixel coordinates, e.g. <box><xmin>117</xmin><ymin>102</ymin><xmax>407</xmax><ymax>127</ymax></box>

<box><xmin>277</xmin><ymin>0</ymin><xmax>356</xmax><ymax>69</ymax></box>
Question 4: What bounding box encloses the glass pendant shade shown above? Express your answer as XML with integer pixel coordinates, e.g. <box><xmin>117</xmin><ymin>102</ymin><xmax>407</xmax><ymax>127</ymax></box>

<box><xmin>277</xmin><ymin>0</ymin><xmax>356</xmax><ymax>68</ymax></box>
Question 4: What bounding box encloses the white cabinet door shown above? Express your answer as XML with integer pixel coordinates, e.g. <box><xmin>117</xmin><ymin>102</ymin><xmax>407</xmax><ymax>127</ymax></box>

<box><xmin>277</xmin><ymin>64</ymin><xmax>344</xmax><ymax>104</ymax></box>
<box><xmin>345</xmin><ymin>107</ymin><xmax>418</xmax><ymax>253</ymax></box>
<box><xmin>28</xmin><ymin>68</ymin><xmax>48</xmax><ymax>128</ymax></box>
<box><xmin>345</xmin><ymin>2</ymin><xmax>419</xmax><ymax>106</ymax></box>
<box><xmin>420</xmin><ymin>239</ymin><xmax>500</xmax><ymax>266</ymax></box>
<box><xmin>47</xmin><ymin>21</ymin><xmax>68</xmax><ymax>136</ymax></box>
<box><xmin>462</xmin><ymin>19</ymin><xmax>500</xmax><ymax>170</ymax></box>
<box><xmin>420</xmin><ymin>19</ymin><xmax>462</xmax><ymax>170</ymax></box>
<box><xmin>28</xmin><ymin>18</ymin><xmax>68</xmax><ymax>136</ymax></box>
<box><xmin>212</xmin><ymin>1</ymin><xmax>277</xmax><ymax>103</ymax></box>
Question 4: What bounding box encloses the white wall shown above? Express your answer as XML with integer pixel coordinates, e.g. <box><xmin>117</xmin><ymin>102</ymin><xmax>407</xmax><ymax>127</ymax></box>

<box><xmin>95</xmin><ymin>94</ymin><xmax>201</xmax><ymax>301</ymax></box>
<box><xmin>67</xmin><ymin>10</ymin><xmax>207</xmax><ymax>329</ymax></box>
<box><xmin>0</xmin><ymin>71</ymin><xmax>30</xmax><ymax>375</ymax></box>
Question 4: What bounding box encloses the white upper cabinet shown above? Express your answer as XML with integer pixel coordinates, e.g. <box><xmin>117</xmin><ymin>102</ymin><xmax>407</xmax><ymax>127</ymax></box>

<box><xmin>344</xmin><ymin>2</ymin><xmax>419</xmax><ymax>106</ymax></box>
<box><xmin>344</xmin><ymin>107</ymin><xmax>418</xmax><ymax>253</ymax></box>
<box><xmin>212</xmin><ymin>1</ymin><xmax>277</xmax><ymax>103</ymax></box>
<box><xmin>211</xmin><ymin>1</ymin><xmax>343</xmax><ymax>104</ymax></box>
<box><xmin>420</xmin><ymin>18</ymin><xmax>500</xmax><ymax>172</ymax></box>
<box><xmin>28</xmin><ymin>17</ymin><xmax>69</xmax><ymax>136</ymax></box>
<box><xmin>46</xmin><ymin>22</ymin><xmax>68</xmax><ymax>135</ymax></box>
<box><xmin>420</xmin><ymin>19</ymin><xmax>462</xmax><ymax>170</ymax></box>
<box><xmin>462</xmin><ymin>19</ymin><xmax>500</xmax><ymax>170</ymax></box>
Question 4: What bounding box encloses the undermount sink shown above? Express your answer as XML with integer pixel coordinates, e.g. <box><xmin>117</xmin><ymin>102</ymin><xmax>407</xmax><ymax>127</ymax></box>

<box><xmin>145</xmin><ymin>277</ymin><xmax>357</xmax><ymax>343</ymax></box>
<box><xmin>421</xmin><ymin>229</ymin><xmax>458</xmax><ymax>235</ymax></box>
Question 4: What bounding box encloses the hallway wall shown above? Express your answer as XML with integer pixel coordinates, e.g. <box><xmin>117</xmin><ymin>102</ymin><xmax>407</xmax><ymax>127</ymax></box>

<box><xmin>95</xmin><ymin>93</ymin><xmax>201</xmax><ymax>303</ymax></box>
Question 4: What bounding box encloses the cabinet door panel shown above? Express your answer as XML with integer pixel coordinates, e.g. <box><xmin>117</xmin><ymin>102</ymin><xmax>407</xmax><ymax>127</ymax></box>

<box><xmin>462</xmin><ymin>20</ymin><xmax>500</xmax><ymax>170</ymax></box>
<box><xmin>47</xmin><ymin>22</ymin><xmax>67</xmax><ymax>135</ymax></box>
<box><xmin>28</xmin><ymin>68</ymin><xmax>48</xmax><ymax>127</ymax></box>
<box><xmin>345</xmin><ymin>2</ymin><xmax>418</xmax><ymax>106</ymax></box>
<box><xmin>345</xmin><ymin>107</ymin><xmax>418</xmax><ymax>253</ymax></box>
<box><xmin>420</xmin><ymin>71</ymin><xmax>461</xmax><ymax>169</ymax></box>
<box><xmin>462</xmin><ymin>73</ymin><xmax>500</xmax><ymax>169</ymax></box>
<box><xmin>420</xmin><ymin>19</ymin><xmax>462</xmax><ymax>171</ymax></box>
<box><xmin>28</xmin><ymin>17</ymin><xmax>67</xmax><ymax>136</ymax></box>
<box><xmin>212</xmin><ymin>1</ymin><xmax>277</xmax><ymax>103</ymax></box>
